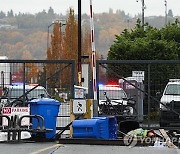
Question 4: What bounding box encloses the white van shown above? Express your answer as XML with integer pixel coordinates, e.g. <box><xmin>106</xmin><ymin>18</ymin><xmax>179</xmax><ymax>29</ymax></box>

<box><xmin>160</xmin><ymin>79</ymin><xmax>180</xmax><ymax>126</ymax></box>
<box><xmin>160</xmin><ymin>79</ymin><xmax>180</xmax><ymax>110</ymax></box>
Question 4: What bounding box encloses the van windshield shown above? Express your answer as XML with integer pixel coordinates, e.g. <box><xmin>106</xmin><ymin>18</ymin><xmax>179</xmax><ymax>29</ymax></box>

<box><xmin>9</xmin><ymin>88</ymin><xmax>49</xmax><ymax>99</ymax></box>
<box><xmin>99</xmin><ymin>90</ymin><xmax>127</xmax><ymax>100</ymax></box>
<box><xmin>164</xmin><ymin>84</ymin><xmax>180</xmax><ymax>95</ymax></box>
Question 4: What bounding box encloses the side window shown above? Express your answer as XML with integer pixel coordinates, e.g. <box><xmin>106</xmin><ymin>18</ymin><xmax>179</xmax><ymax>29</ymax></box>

<box><xmin>165</xmin><ymin>84</ymin><xmax>180</xmax><ymax>95</ymax></box>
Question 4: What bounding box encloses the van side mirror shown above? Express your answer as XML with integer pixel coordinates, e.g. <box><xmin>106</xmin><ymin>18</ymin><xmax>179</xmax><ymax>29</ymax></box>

<box><xmin>156</xmin><ymin>91</ymin><xmax>162</xmax><ymax>99</ymax></box>
<box><xmin>156</xmin><ymin>91</ymin><xmax>162</xmax><ymax>96</ymax></box>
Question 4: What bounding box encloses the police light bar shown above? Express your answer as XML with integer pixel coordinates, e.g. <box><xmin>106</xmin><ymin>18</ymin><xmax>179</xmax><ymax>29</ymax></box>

<box><xmin>169</xmin><ymin>79</ymin><xmax>180</xmax><ymax>82</ymax></box>
<box><xmin>11</xmin><ymin>82</ymin><xmax>24</xmax><ymax>86</ymax></box>
<box><xmin>106</xmin><ymin>84</ymin><xmax>119</xmax><ymax>87</ymax></box>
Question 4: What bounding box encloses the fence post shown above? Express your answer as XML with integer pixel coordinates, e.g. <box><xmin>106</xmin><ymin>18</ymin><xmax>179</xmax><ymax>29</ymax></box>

<box><xmin>148</xmin><ymin>64</ymin><xmax>151</xmax><ymax>127</ymax></box>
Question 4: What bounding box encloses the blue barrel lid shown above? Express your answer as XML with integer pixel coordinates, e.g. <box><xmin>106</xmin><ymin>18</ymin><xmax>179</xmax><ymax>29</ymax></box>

<box><xmin>29</xmin><ymin>98</ymin><xmax>61</xmax><ymax>105</ymax></box>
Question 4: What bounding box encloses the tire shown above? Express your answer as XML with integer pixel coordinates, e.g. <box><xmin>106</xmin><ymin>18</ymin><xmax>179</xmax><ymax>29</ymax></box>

<box><xmin>159</xmin><ymin>110</ymin><xmax>169</xmax><ymax>127</ymax></box>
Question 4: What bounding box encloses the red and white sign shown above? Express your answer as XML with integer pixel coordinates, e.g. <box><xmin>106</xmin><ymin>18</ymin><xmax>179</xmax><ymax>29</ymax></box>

<box><xmin>2</xmin><ymin>107</ymin><xmax>30</xmax><ymax>126</ymax></box>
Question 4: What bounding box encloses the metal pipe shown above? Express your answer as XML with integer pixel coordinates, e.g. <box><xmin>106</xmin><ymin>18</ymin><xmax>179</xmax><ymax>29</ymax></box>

<box><xmin>78</xmin><ymin>0</ymin><xmax>82</xmax><ymax>86</ymax></box>
<box><xmin>1</xmin><ymin>71</ymin><xmax>4</xmax><ymax>89</ymax></box>
<box><xmin>23</xmin><ymin>63</ymin><xmax>26</xmax><ymax>106</ymax></box>
<box><xmin>148</xmin><ymin>64</ymin><xmax>150</xmax><ymax>127</ymax></box>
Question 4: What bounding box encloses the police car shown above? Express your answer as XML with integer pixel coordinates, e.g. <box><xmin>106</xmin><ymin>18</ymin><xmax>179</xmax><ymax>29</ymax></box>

<box><xmin>98</xmin><ymin>84</ymin><xmax>136</xmax><ymax>118</ymax></box>
<box><xmin>99</xmin><ymin>84</ymin><xmax>128</xmax><ymax>106</ymax></box>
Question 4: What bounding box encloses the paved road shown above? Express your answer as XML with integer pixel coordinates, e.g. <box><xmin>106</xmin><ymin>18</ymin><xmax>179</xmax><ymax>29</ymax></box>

<box><xmin>0</xmin><ymin>142</ymin><xmax>56</xmax><ymax>154</ymax></box>
<box><xmin>55</xmin><ymin>144</ymin><xmax>180</xmax><ymax>154</ymax></box>
<box><xmin>0</xmin><ymin>142</ymin><xmax>180</xmax><ymax>154</ymax></box>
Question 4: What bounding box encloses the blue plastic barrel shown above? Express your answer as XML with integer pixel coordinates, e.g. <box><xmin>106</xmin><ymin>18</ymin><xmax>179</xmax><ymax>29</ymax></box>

<box><xmin>29</xmin><ymin>98</ymin><xmax>60</xmax><ymax>139</ymax></box>
<box><xmin>72</xmin><ymin>116</ymin><xmax>117</xmax><ymax>139</ymax></box>
<box><xmin>93</xmin><ymin>116</ymin><xmax>117</xmax><ymax>139</ymax></box>
<box><xmin>72</xmin><ymin>119</ymin><xmax>100</xmax><ymax>138</ymax></box>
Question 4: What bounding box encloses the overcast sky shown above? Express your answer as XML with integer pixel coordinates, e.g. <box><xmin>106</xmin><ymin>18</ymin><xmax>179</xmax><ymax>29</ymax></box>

<box><xmin>0</xmin><ymin>0</ymin><xmax>179</xmax><ymax>17</ymax></box>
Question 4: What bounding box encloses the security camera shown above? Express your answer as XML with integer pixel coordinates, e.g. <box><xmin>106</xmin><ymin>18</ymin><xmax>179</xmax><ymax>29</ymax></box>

<box><xmin>136</xmin><ymin>0</ymin><xmax>139</xmax><ymax>2</ymax></box>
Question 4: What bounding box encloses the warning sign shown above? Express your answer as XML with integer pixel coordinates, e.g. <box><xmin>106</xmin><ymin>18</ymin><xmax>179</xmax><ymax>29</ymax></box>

<box><xmin>73</xmin><ymin>99</ymin><xmax>86</xmax><ymax>115</ymax></box>
<box><xmin>2</xmin><ymin>107</ymin><xmax>30</xmax><ymax>126</ymax></box>
<box><xmin>132</xmin><ymin>71</ymin><xmax>144</xmax><ymax>82</ymax></box>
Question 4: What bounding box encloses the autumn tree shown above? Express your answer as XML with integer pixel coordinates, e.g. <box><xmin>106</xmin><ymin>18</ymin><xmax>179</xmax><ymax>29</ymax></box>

<box><xmin>63</xmin><ymin>8</ymin><xmax>78</xmax><ymax>60</ymax></box>
<box><xmin>82</xmin><ymin>28</ymin><xmax>92</xmax><ymax>63</ymax></box>
<box><xmin>25</xmin><ymin>63</ymin><xmax>39</xmax><ymax>84</ymax></box>
<box><xmin>47</xmin><ymin>20</ymin><xmax>63</xmax><ymax>90</ymax></box>
<box><xmin>46</xmin><ymin>8</ymin><xmax>96</xmax><ymax>91</ymax></box>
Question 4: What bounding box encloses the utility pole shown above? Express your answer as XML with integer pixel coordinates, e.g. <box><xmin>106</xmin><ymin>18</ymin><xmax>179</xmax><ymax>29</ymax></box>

<box><xmin>78</xmin><ymin>0</ymin><xmax>82</xmax><ymax>86</ymax></box>
<box><xmin>165</xmin><ymin>0</ymin><xmax>167</xmax><ymax>26</ymax></box>
<box><xmin>142</xmin><ymin>0</ymin><xmax>145</xmax><ymax>26</ymax></box>
<box><xmin>136</xmin><ymin>0</ymin><xmax>145</xmax><ymax>26</ymax></box>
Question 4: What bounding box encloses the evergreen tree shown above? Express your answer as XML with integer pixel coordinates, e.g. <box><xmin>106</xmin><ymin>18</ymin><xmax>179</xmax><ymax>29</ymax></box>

<box><xmin>168</xmin><ymin>9</ymin><xmax>173</xmax><ymax>17</ymax></box>
<box><xmin>0</xmin><ymin>11</ymin><xmax>6</xmax><ymax>19</ymax></box>
<box><xmin>48</xmin><ymin>7</ymin><xmax>55</xmax><ymax>19</ymax></box>
<box><xmin>7</xmin><ymin>10</ymin><xmax>14</xmax><ymax>17</ymax></box>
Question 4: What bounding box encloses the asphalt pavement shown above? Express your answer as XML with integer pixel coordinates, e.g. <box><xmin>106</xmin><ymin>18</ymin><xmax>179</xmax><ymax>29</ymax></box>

<box><xmin>0</xmin><ymin>142</ymin><xmax>180</xmax><ymax>154</ymax></box>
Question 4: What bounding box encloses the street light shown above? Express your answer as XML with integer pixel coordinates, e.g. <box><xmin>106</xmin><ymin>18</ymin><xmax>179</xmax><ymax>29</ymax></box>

<box><xmin>136</xmin><ymin>0</ymin><xmax>146</xmax><ymax>26</ymax></box>
<box><xmin>165</xmin><ymin>0</ymin><xmax>167</xmax><ymax>26</ymax></box>
<box><xmin>47</xmin><ymin>22</ymin><xmax>55</xmax><ymax>51</ymax></box>
<box><xmin>47</xmin><ymin>20</ymin><xmax>66</xmax><ymax>51</ymax></box>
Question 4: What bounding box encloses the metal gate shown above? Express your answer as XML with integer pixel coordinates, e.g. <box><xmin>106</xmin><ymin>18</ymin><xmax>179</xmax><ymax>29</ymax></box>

<box><xmin>96</xmin><ymin>60</ymin><xmax>180</xmax><ymax>128</ymax></box>
<box><xmin>0</xmin><ymin>59</ymin><xmax>75</xmax><ymax>136</ymax></box>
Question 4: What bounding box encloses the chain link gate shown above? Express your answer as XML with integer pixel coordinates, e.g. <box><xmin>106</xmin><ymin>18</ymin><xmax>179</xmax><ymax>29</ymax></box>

<box><xmin>0</xmin><ymin>59</ymin><xmax>75</xmax><ymax>137</ymax></box>
<box><xmin>96</xmin><ymin>60</ymin><xmax>180</xmax><ymax>129</ymax></box>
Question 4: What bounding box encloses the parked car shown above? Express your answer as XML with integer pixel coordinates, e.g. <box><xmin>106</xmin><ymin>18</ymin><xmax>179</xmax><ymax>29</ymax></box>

<box><xmin>160</xmin><ymin>79</ymin><xmax>180</xmax><ymax>127</ymax></box>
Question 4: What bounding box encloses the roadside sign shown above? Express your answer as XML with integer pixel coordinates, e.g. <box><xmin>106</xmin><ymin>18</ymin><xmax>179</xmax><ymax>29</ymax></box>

<box><xmin>2</xmin><ymin>107</ymin><xmax>30</xmax><ymax>126</ymax></box>
<box><xmin>125</xmin><ymin>81</ymin><xmax>136</xmax><ymax>89</ymax></box>
<box><xmin>132</xmin><ymin>71</ymin><xmax>144</xmax><ymax>82</ymax></box>
<box><xmin>72</xmin><ymin>99</ymin><xmax>86</xmax><ymax>115</ymax></box>
<box><xmin>74</xmin><ymin>88</ymin><xmax>85</xmax><ymax>98</ymax></box>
